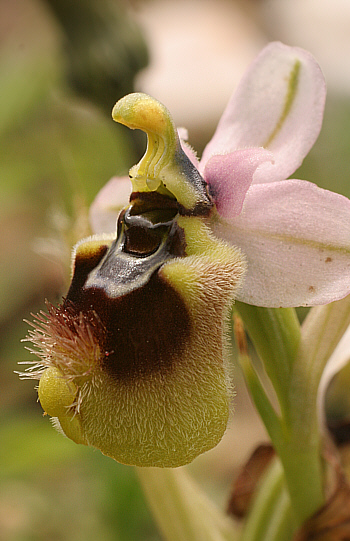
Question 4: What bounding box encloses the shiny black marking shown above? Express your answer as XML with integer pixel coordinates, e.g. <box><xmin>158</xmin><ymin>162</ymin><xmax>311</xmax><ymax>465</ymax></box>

<box><xmin>64</xmin><ymin>272</ymin><xmax>191</xmax><ymax>380</ymax></box>
<box><xmin>64</xmin><ymin>200</ymin><xmax>190</xmax><ymax>380</ymax></box>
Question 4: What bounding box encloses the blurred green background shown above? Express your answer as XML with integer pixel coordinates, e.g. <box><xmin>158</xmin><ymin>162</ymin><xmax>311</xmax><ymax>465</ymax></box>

<box><xmin>1</xmin><ymin>0</ymin><xmax>350</xmax><ymax>539</ymax></box>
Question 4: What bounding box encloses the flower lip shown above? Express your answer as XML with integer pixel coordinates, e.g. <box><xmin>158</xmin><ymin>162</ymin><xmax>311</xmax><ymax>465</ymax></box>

<box><xmin>58</xmin><ymin>202</ymin><xmax>191</xmax><ymax>383</ymax></box>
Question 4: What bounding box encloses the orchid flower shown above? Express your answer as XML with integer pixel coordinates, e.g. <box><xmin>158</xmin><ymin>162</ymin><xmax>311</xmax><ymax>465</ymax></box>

<box><xmin>22</xmin><ymin>42</ymin><xmax>350</xmax><ymax>470</ymax></box>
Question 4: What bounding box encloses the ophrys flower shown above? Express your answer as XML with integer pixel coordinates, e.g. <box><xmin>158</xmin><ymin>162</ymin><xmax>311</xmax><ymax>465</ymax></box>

<box><xmin>22</xmin><ymin>42</ymin><xmax>350</xmax><ymax>468</ymax></box>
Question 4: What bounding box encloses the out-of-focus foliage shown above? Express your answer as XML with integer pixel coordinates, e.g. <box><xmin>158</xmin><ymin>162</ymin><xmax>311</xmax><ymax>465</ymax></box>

<box><xmin>45</xmin><ymin>0</ymin><xmax>149</xmax><ymax>115</ymax></box>
<box><xmin>0</xmin><ymin>415</ymin><xmax>159</xmax><ymax>541</ymax></box>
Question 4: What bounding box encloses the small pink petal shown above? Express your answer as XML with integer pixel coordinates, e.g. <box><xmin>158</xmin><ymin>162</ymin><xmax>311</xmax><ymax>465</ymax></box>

<box><xmin>201</xmin><ymin>42</ymin><xmax>326</xmax><ymax>184</ymax></box>
<box><xmin>177</xmin><ymin>127</ymin><xmax>188</xmax><ymax>141</ymax></box>
<box><xmin>178</xmin><ymin>128</ymin><xmax>200</xmax><ymax>169</ymax></box>
<box><xmin>203</xmin><ymin>148</ymin><xmax>273</xmax><ymax>218</ymax></box>
<box><xmin>89</xmin><ymin>176</ymin><xmax>131</xmax><ymax>234</ymax></box>
<box><xmin>213</xmin><ymin>179</ymin><xmax>350</xmax><ymax>307</ymax></box>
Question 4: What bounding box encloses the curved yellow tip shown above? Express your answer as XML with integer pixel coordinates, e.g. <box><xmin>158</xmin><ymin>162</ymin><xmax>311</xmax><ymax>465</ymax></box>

<box><xmin>112</xmin><ymin>93</ymin><xmax>174</xmax><ymax>138</ymax></box>
<box><xmin>112</xmin><ymin>93</ymin><xmax>179</xmax><ymax>194</ymax></box>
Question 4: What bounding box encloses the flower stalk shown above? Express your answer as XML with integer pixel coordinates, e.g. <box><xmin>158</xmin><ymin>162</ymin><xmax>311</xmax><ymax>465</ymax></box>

<box><xmin>234</xmin><ymin>303</ymin><xmax>300</xmax><ymax>417</ymax></box>
<box><xmin>235</xmin><ymin>295</ymin><xmax>350</xmax><ymax>527</ymax></box>
<box><xmin>137</xmin><ymin>467</ymin><xmax>238</xmax><ymax>541</ymax></box>
<box><xmin>234</xmin><ymin>304</ymin><xmax>324</xmax><ymax>524</ymax></box>
<box><xmin>240</xmin><ymin>458</ymin><xmax>296</xmax><ymax>541</ymax></box>
<box><xmin>284</xmin><ymin>295</ymin><xmax>350</xmax><ymax>520</ymax></box>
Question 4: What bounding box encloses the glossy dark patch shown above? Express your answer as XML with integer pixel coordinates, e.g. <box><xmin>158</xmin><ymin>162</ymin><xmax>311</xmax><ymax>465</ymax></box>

<box><xmin>64</xmin><ymin>205</ymin><xmax>190</xmax><ymax>380</ymax></box>
<box><xmin>64</xmin><ymin>272</ymin><xmax>191</xmax><ymax>380</ymax></box>
<box><xmin>124</xmin><ymin>224</ymin><xmax>162</xmax><ymax>255</ymax></box>
<box><xmin>121</xmin><ymin>204</ymin><xmax>178</xmax><ymax>256</ymax></box>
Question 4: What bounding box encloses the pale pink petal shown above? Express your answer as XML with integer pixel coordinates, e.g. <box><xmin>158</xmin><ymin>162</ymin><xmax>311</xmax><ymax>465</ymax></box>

<box><xmin>89</xmin><ymin>176</ymin><xmax>131</xmax><ymax>234</ymax></box>
<box><xmin>318</xmin><ymin>324</ymin><xmax>350</xmax><ymax>424</ymax></box>
<box><xmin>212</xmin><ymin>180</ymin><xmax>350</xmax><ymax>307</ymax></box>
<box><xmin>177</xmin><ymin>127</ymin><xmax>188</xmax><ymax>141</ymax></box>
<box><xmin>201</xmin><ymin>42</ymin><xmax>326</xmax><ymax>184</ymax></box>
<box><xmin>203</xmin><ymin>148</ymin><xmax>273</xmax><ymax>218</ymax></box>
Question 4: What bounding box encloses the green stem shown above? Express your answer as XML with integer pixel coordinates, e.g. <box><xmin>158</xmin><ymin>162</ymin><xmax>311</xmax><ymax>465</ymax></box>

<box><xmin>137</xmin><ymin>467</ymin><xmax>238</xmax><ymax>541</ymax></box>
<box><xmin>281</xmin><ymin>294</ymin><xmax>350</xmax><ymax>524</ymax></box>
<box><xmin>235</xmin><ymin>303</ymin><xmax>325</xmax><ymax>526</ymax></box>
<box><xmin>239</xmin><ymin>353</ymin><xmax>283</xmax><ymax>447</ymax></box>
<box><xmin>235</xmin><ymin>302</ymin><xmax>300</xmax><ymax>416</ymax></box>
<box><xmin>294</xmin><ymin>296</ymin><xmax>350</xmax><ymax>403</ymax></box>
<box><xmin>277</xmin><ymin>440</ymin><xmax>324</xmax><ymax>526</ymax></box>
<box><xmin>238</xmin><ymin>346</ymin><xmax>323</xmax><ymax>526</ymax></box>
<box><xmin>241</xmin><ymin>458</ymin><xmax>296</xmax><ymax>541</ymax></box>
<box><xmin>262</xmin><ymin>487</ymin><xmax>295</xmax><ymax>541</ymax></box>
